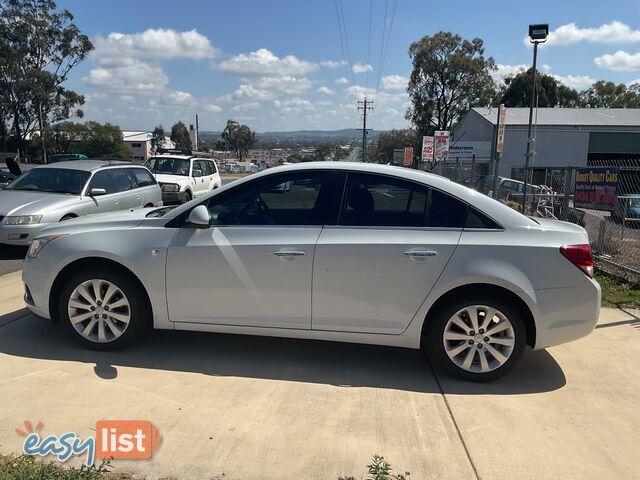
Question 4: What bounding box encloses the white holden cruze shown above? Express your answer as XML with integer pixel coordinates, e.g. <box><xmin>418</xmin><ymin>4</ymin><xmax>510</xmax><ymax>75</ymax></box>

<box><xmin>22</xmin><ymin>162</ymin><xmax>600</xmax><ymax>381</ymax></box>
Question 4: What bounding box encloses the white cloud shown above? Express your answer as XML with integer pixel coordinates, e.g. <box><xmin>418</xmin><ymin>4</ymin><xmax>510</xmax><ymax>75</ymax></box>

<box><xmin>164</xmin><ymin>90</ymin><xmax>196</xmax><ymax>106</ymax></box>
<box><xmin>204</xmin><ymin>103</ymin><xmax>222</xmax><ymax>113</ymax></box>
<box><xmin>492</xmin><ymin>64</ymin><xmax>527</xmax><ymax>82</ymax></box>
<box><xmin>273</xmin><ymin>98</ymin><xmax>314</xmax><ymax>113</ymax></box>
<box><xmin>216</xmin><ymin>48</ymin><xmax>318</xmax><ymax>77</ymax></box>
<box><xmin>345</xmin><ymin>85</ymin><xmax>376</xmax><ymax>101</ymax></box>
<box><xmin>352</xmin><ymin>63</ymin><xmax>373</xmax><ymax>74</ymax></box>
<box><xmin>545</xmin><ymin>21</ymin><xmax>640</xmax><ymax>46</ymax></box>
<box><xmin>232</xmin><ymin>102</ymin><xmax>260</xmax><ymax>112</ymax></box>
<box><xmin>321</xmin><ymin>60</ymin><xmax>346</xmax><ymax>69</ymax></box>
<box><xmin>92</xmin><ymin>28</ymin><xmax>218</xmax><ymax>66</ymax></box>
<box><xmin>317</xmin><ymin>86</ymin><xmax>335</xmax><ymax>95</ymax></box>
<box><xmin>229</xmin><ymin>76</ymin><xmax>313</xmax><ymax>102</ymax></box>
<box><xmin>335</xmin><ymin>77</ymin><xmax>349</xmax><ymax>84</ymax></box>
<box><xmin>381</xmin><ymin>75</ymin><xmax>407</xmax><ymax>90</ymax></box>
<box><xmin>550</xmin><ymin>74</ymin><xmax>596</xmax><ymax>90</ymax></box>
<box><xmin>84</xmin><ymin>61</ymin><xmax>168</xmax><ymax>94</ymax></box>
<box><xmin>594</xmin><ymin>50</ymin><xmax>640</xmax><ymax>71</ymax></box>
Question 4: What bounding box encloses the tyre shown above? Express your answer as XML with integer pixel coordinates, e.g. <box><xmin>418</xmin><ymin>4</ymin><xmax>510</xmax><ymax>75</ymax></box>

<box><xmin>183</xmin><ymin>191</ymin><xmax>192</xmax><ymax>204</ymax></box>
<box><xmin>424</xmin><ymin>294</ymin><xmax>526</xmax><ymax>381</ymax></box>
<box><xmin>58</xmin><ymin>268</ymin><xmax>149</xmax><ymax>350</ymax></box>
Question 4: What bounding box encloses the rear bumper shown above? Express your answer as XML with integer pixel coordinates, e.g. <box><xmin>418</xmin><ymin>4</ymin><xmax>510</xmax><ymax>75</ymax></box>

<box><xmin>531</xmin><ymin>277</ymin><xmax>601</xmax><ymax>350</ymax></box>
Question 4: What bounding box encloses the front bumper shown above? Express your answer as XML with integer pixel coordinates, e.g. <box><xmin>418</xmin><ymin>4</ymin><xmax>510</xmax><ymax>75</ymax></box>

<box><xmin>22</xmin><ymin>255</ymin><xmax>54</xmax><ymax>319</ymax></box>
<box><xmin>532</xmin><ymin>277</ymin><xmax>601</xmax><ymax>350</ymax></box>
<box><xmin>161</xmin><ymin>191</ymin><xmax>187</xmax><ymax>205</ymax></box>
<box><xmin>0</xmin><ymin>222</ymin><xmax>50</xmax><ymax>246</ymax></box>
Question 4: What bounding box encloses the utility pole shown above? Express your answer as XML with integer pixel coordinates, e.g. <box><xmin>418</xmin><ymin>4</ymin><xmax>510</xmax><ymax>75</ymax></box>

<box><xmin>357</xmin><ymin>98</ymin><xmax>373</xmax><ymax>162</ymax></box>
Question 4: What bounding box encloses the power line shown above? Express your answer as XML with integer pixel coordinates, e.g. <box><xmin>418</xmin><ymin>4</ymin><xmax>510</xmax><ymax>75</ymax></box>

<box><xmin>377</xmin><ymin>0</ymin><xmax>397</xmax><ymax>95</ymax></box>
<box><xmin>365</xmin><ymin>0</ymin><xmax>373</xmax><ymax>89</ymax></box>
<box><xmin>333</xmin><ymin>0</ymin><xmax>351</xmax><ymax>86</ymax></box>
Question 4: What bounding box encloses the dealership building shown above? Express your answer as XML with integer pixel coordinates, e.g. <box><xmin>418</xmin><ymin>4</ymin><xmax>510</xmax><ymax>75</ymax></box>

<box><xmin>453</xmin><ymin>107</ymin><xmax>640</xmax><ymax>185</ymax></box>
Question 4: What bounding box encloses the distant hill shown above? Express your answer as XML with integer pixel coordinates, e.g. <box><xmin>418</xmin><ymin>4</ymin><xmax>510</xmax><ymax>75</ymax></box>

<box><xmin>199</xmin><ymin>129</ymin><xmax>383</xmax><ymax>144</ymax></box>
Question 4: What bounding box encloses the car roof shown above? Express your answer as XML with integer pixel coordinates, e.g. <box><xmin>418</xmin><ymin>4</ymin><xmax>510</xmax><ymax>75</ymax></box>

<box><xmin>33</xmin><ymin>160</ymin><xmax>140</xmax><ymax>172</ymax></box>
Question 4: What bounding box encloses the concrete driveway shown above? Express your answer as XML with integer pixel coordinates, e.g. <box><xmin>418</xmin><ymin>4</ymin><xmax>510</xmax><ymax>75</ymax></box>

<box><xmin>0</xmin><ymin>270</ymin><xmax>638</xmax><ymax>479</ymax></box>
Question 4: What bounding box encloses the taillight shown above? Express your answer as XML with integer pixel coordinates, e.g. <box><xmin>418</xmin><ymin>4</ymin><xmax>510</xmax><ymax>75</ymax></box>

<box><xmin>560</xmin><ymin>244</ymin><xmax>594</xmax><ymax>278</ymax></box>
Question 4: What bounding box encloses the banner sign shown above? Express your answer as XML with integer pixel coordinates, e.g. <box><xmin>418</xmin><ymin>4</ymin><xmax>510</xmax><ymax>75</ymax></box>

<box><xmin>496</xmin><ymin>105</ymin><xmax>507</xmax><ymax>156</ymax></box>
<box><xmin>434</xmin><ymin>131</ymin><xmax>450</xmax><ymax>160</ymax></box>
<box><xmin>449</xmin><ymin>141</ymin><xmax>492</xmax><ymax>159</ymax></box>
<box><xmin>403</xmin><ymin>147</ymin><xmax>414</xmax><ymax>166</ymax></box>
<box><xmin>393</xmin><ymin>148</ymin><xmax>404</xmax><ymax>164</ymax></box>
<box><xmin>421</xmin><ymin>136</ymin><xmax>434</xmax><ymax>161</ymax></box>
<box><xmin>574</xmin><ymin>167</ymin><xmax>619</xmax><ymax>211</ymax></box>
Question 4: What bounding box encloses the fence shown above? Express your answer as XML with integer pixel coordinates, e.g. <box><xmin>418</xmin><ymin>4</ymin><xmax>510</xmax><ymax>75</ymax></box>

<box><xmin>426</xmin><ymin>157</ymin><xmax>640</xmax><ymax>280</ymax></box>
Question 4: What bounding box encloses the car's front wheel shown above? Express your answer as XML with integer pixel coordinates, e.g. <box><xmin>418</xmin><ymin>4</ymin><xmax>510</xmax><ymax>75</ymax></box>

<box><xmin>425</xmin><ymin>295</ymin><xmax>526</xmax><ymax>381</ymax></box>
<box><xmin>59</xmin><ymin>268</ymin><xmax>149</xmax><ymax>350</ymax></box>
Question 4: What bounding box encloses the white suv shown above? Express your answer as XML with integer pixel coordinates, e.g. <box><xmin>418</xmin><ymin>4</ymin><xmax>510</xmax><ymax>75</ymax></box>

<box><xmin>145</xmin><ymin>153</ymin><xmax>221</xmax><ymax>204</ymax></box>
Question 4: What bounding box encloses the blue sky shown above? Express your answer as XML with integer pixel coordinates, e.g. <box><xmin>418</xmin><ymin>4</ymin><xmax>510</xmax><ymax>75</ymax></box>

<box><xmin>58</xmin><ymin>0</ymin><xmax>640</xmax><ymax>132</ymax></box>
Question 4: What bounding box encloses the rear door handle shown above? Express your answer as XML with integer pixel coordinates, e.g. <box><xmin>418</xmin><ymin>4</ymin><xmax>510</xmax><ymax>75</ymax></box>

<box><xmin>273</xmin><ymin>249</ymin><xmax>306</xmax><ymax>257</ymax></box>
<box><xmin>404</xmin><ymin>250</ymin><xmax>437</xmax><ymax>257</ymax></box>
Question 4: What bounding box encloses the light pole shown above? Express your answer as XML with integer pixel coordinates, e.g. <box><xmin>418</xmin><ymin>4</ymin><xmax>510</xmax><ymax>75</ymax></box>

<box><xmin>521</xmin><ymin>23</ymin><xmax>548</xmax><ymax>213</ymax></box>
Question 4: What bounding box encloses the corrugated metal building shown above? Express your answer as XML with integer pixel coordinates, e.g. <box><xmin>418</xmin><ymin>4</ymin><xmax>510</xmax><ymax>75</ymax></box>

<box><xmin>454</xmin><ymin>108</ymin><xmax>640</xmax><ymax>180</ymax></box>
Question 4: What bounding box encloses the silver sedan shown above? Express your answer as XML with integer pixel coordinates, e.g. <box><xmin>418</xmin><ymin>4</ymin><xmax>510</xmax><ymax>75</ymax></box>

<box><xmin>21</xmin><ymin>162</ymin><xmax>600</xmax><ymax>381</ymax></box>
<box><xmin>0</xmin><ymin>160</ymin><xmax>162</xmax><ymax>245</ymax></box>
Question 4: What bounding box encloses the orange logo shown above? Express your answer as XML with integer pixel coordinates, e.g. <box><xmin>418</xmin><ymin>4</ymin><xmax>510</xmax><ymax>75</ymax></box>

<box><xmin>96</xmin><ymin>420</ymin><xmax>161</xmax><ymax>459</ymax></box>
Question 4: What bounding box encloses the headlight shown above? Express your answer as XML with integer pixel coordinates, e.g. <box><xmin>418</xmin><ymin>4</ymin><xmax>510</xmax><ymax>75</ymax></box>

<box><xmin>27</xmin><ymin>235</ymin><xmax>64</xmax><ymax>258</ymax></box>
<box><xmin>161</xmin><ymin>183</ymin><xmax>180</xmax><ymax>192</ymax></box>
<box><xmin>5</xmin><ymin>215</ymin><xmax>42</xmax><ymax>225</ymax></box>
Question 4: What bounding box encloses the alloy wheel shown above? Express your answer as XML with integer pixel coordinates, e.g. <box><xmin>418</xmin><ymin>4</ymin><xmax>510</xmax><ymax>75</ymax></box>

<box><xmin>67</xmin><ymin>279</ymin><xmax>131</xmax><ymax>343</ymax></box>
<box><xmin>442</xmin><ymin>305</ymin><xmax>516</xmax><ymax>374</ymax></box>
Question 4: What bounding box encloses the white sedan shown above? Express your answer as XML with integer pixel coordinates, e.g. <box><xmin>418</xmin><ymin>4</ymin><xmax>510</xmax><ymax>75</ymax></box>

<box><xmin>22</xmin><ymin>162</ymin><xmax>600</xmax><ymax>381</ymax></box>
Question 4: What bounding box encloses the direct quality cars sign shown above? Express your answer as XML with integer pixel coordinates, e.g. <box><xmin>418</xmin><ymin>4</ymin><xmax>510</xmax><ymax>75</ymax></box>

<box><xmin>574</xmin><ymin>167</ymin><xmax>619</xmax><ymax>211</ymax></box>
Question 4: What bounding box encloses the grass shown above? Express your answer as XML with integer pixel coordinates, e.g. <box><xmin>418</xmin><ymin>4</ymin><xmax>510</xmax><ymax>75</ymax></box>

<box><xmin>0</xmin><ymin>455</ymin><xmax>113</xmax><ymax>480</ymax></box>
<box><xmin>594</xmin><ymin>271</ymin><xmax>640</xmax><ymax>308</ymax></box>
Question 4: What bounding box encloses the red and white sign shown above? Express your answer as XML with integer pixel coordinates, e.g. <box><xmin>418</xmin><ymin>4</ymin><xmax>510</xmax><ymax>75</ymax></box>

<box><xmin>434</xmin><ymin>130</ymin><xmax>450</xmax><ymax>160</ymax></box>
<box><xmin>421</xmin><ymin>136</ymin><xmax>434</xmax><ymax>161</ymax></box>
<box><xmin>496</xmin><ymin>105</ymin><xmax>507</xmax><ymax>156</ymax></box>
<box><xmin>403</xmin><ymin>147</ymin><xmax>414</xmax><ymax>166</ymax></box>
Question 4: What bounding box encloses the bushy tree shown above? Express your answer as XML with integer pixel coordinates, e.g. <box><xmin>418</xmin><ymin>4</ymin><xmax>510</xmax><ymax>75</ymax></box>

<box><xmin>406</xmin><ymin>31</ymin><xmax>496</xmax><ymax>133</ymax></box>
<box><xmin>580</xmin><ymin>80</ymin><xmax>640</xmax><ymax>108</ymax></box>
<box><xmin>34</xmin><ymin>121</ymin><xmax>131</xmax><ymax>158</ymax></box>
<box><xmin>373</xmin><ymin>129</ymin><xmax>422</xmax><ymax>165</ymax></box>
<box><xmin>170</xmin><ymin>121</ymin><xmax>192</xmax><ymax>150</ymax></box>
<box><xmin>221</xmin><ymin>119</ymin><xmax>256</xmax><ymax>161</ymax></box>
<box><xmin>499</xmin><ymin>68</ymin><xmax>582</xmax><ymax>107</ymax></box>
<box><xmin>151</xmin><ymin>124</ymin><xmax>165</xmax><ymax>150</ymax></box>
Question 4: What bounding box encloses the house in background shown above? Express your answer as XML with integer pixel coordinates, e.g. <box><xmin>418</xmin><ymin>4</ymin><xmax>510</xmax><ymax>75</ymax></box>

<box><xmin>122</xmin><ymin>131</ymin><xmax>175</xmax><ymax>161</ymax></box>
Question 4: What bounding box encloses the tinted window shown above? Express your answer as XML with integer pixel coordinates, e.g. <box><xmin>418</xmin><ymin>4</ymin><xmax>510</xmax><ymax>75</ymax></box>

<box><xmin>129</xmin><ymin>168</ymin><xmax>156</xmax><ymax>187</ymax></box>
<box><xmin>427</xmin><ymin>189</ymin><xmax>467</xmax><ymax>228</ymax></box>
<box><xmin>340</xmin><ymin>173</ymin><xmax>428</xmax><ymax>227</ymax></box>
<box><xmin>207</xmin><ymin>172</ymin><xmax>342</xmax><ymax>226</ymax></box>
<box><xmin>465</xmin><ymin>208</ymin><xmax>502</xmax><ymax>229</ymax></box>
<box><xmin>200</xmin><ymin>160</ymin><xmax>212</xmax><ymax>176</ymax></box>
<box><xmin>145</xmin><ymin>157</ymin><xmax>190</xmax><ymax>176</ymax></box>
<box><xmin>7</xmin><ymin>168</ymin><xmax>90</xmax><ymax>195</ymax></box>
<box><xmin>88</xmin><ymin>170</ymin><xmax>115</xmax><ymax>194</ymax></box>
<box><xmin>209</xmin><ymin>160</ymin><xmax>218</xmax><ymax>174</ymax></box>
<box><xmin>111</xmin><ymin>168</ymin><xmax>134</xmax><ymax>192</ymax></box>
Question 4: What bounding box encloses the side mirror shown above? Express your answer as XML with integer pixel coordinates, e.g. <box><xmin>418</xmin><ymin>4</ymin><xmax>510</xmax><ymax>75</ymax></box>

<box><xmin>89</xmin><ymin>187</ymin><xmax>107</xmax><ymax>196</ymax></box>
<box><xmin>193</xmin><ymin>169</ymin><xmax>202</xmax><ymax>178</ymax></box>
<box><xmin>186</xmin><ymin>205</ymin><xmax>210</xmax><ymax>228</ymax></box>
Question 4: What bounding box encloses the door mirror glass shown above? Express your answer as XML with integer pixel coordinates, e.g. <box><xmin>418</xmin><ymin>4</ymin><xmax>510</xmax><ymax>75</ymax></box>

<box><xmin>193</xmin><ymin>169</ymin><xmax>202</xmax><ymax>178</ymax></box>
<box><xmin>186</xmin><ymin>204</ymin><xmax>210</xmax><ymax>228</ymax></box>
<box><xmin>89</xmin><ymin>187</ymin><xmax>107</xmax><ymax>196</ymax></box>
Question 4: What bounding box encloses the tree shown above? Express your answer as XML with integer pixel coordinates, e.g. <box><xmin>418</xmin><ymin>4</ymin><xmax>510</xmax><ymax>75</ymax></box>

<box><xmin>580</xmin><ymin>80</ymin><xmax>640</xmax><ymax>108</ymax></box>
<box><xmin>373</xmin><ymin>129</ymin><xmax>421</xmax><ymax>165</ymax></box>
<box><xmin>170</xmin><ymin>121</ymin><xmax>192</xmax><ymax>151</ymax></box>
<box><xmin>0</xmin><ymin>0</ymin><xmax>93</xmax><ymax>161</ymax></box>
<box><xmin>406</xmin><ymin>32</ymin><xmax>496</xmax><ymax>133</ymax></box>
<box><xmin>151</xmin><ymin>124</ymin><xmax>165</xmax><ymax>151</ymax></box>
<box><xmin>34</xmin><ymin>121</ymin><xmax>131</xmax><ymax>158</ymax></box>
<box><xmin>314</xmin><ymin>143</ymin><xmax>332</xmax><ymax>161</ymax></box>
<box><xmin>221</xmin><ymin>119</ymin><xmax>256</xmax><ymax>161</ymax></box>
<box><xmin>499</xmin><ymin>68</ymin><xmax>582</xmax><ymax>107</ymax></box>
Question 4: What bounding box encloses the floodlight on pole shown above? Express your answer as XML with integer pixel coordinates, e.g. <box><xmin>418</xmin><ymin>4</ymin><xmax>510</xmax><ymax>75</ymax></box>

<box><xmin>521</xmin><ymin>23</ymin><xmax>549</xmax><ymax>214</ymax></box>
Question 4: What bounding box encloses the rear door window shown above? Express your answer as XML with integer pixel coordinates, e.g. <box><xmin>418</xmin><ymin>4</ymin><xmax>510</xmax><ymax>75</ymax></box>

<box><xmin>129</xmin><ymin>168</ymin><xmax>156</xmax><ymax>188</ymax></box>
<box><xmin>88</xmin><ymin>170</ymin><xmax>115</xmax><ymax>194</ymax></box>
<box><xmin>110</xmin><ymin>168</ymin><xmax>135</xmax><ymax>192</ymax></box>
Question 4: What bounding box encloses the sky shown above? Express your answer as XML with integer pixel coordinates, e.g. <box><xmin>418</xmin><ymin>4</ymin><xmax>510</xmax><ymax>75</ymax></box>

<box><xmin>57</xmin><ymin>0</ymin><xmax>640</xmax><ymax>133</ymax></box>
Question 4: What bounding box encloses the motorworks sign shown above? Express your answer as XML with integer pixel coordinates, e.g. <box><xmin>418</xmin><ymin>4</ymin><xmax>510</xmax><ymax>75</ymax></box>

<box><xmin>574</xmin><ymin>167</ymin><xmax>619</xmax><ymax>211</ymax></box>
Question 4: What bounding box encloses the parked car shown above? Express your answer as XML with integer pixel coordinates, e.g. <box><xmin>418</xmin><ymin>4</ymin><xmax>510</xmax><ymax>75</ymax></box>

<box><xmin>0</xmin><ymin>160</ymin><xmax>162</xmax><ymax>246</ymax></box>
<box><xmin>0</xmin><ymin>170</ymin><xmax>16</xmax><ymax>189</ymax></box>
<box><xmin>47</xmin><ymin>153</ymin><xmax>88</xmax><ymax>164</ymax></box>
<box><xmin>611</xmin><ymin>195</ymin><xmax>640</xmax><ymax>225</ymax></box>
<box><xmin>22</xmin><ymin>162</ymin><xmax>600</xmax><ymax>381</ymax></box>
<box><xmin>145</xmin><ymin>154</ymin><xmax>221</xmax><ymax>204</ymax></box>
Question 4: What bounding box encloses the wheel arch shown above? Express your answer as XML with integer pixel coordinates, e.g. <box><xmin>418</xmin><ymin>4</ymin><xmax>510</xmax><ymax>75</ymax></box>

<box><xmin>420</xmin><ymin>283</ymin><xmax>536</xmax><ymax>348</ymax></box>
<box><xmin>49</xmin><ymin>256</ymin><xmax>153</xmax><ymax>325</ymax></box>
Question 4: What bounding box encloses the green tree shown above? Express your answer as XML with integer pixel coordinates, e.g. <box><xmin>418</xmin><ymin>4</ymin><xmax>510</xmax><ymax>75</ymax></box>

<box><xmin>35</xmin><ymin>121</ymin><xmax>131</xmax><ymax>158</ymax></box>
<box><xmin>151</xmin><ymin>124</ymin><xmax>165</xmax><ymax>151</ymax></box>
<box><xmin>0</xmin><ymin>0</ymin><xmax>93</xmax><ymax>161</ymax></box>
<box><xmin>580</xmin><ymin>80</ymin><xmax>640</xmax><ymax>108</ymax></box>
<box><xmin>373</xmin><ymin>129</ymin><xmax>421</xmax><ymax>165</ymax></box>
<box><xmin>221</xmin><ymin>119</ymin><xmax>256</xmax><ymax>161</ymax></box>
<box><xmin>314</xmin><ymin>143</ymin><xmax>332</xmax><ymax>161</ymax></box>
<box><xmin>170</xmin><ymin>121</ymin><xmax>192</xmax><ymax>151</ymax></box>
<box><xmin>406</xmin><ymin>31</ymin><xmax>496</xmax><ymax>133</ymax></box>
<box><xmin>499</xmin><ymin>68</ymin><xmax>583</xmax><ymax>107</ymax></box>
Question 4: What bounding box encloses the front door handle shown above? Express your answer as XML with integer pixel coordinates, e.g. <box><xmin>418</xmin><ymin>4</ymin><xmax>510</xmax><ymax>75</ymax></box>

<box><xmin>404</xmin><ymin>250</ymin><xmax>437</xmax><ymax>257</ymax></box>
<box><xmin>273</xmin><ymin>249</ymin><xmax>306</xmax><ymax>257</ymax></box>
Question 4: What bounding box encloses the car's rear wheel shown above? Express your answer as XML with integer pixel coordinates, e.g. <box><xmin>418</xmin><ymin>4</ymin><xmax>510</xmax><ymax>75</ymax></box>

<box><xmin>425</xmin><ymin>295</ymin><xmax>526</xmax><ymax>381</ymax></box>
<box><xmin>59</xmin><ymin>269</ymin><xmax>148</xmax><ymax>350</ymax></box>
